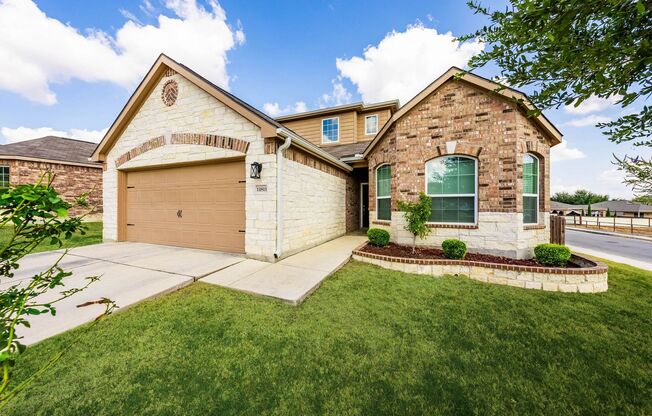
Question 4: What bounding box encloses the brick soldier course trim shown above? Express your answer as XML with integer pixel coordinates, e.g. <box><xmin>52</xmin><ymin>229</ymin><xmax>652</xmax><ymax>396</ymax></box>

<box><xmin>171</xmin><ymin>133</ymin><xmax>250</xmax><ymax>153</ymax></box>
<box><xmin>115</xmin><ymin>133</ymin><xmax>251</xmax><ymax>167</ymax></box>
<box><xmin>264</xmin><ymin>138</ymin><xmax>348</xmax><ymax>179</ymax></box>
<box><xmin>115</xmin><ymin>136</ymin><xmax>165</xmax><ymax>167</ymax></box>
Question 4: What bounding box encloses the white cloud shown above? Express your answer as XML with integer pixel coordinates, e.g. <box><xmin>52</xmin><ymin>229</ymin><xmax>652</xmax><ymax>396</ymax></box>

<box><xmin>564</xmin><ymin>95</ymin><xmax>621</xmax><ymax>115</ymax></box>
<box><xmin>1</xmin><ymin>126</ymin><xmax>108</xmax><ymax>143</ymax></box>
<box><xmin>335</xmin><ymin>24</ymin><xmax>484</xmax><ymax>104</ymax></box>
<box><xmin>0</xmin><ymin>0</ymin><xmax>244</xmax><ymax>105</ymax></box>
<box><xmin>550</xmin><ymin>140</ymin><xmax>586</xmax><ymax>162</ymax></box>
<box><xmin>597</xmin><ymin>168</ymin><xmax>634</xmax><ymax>199</ymax></box>
<box><xmin>565</xmin><ymin>115</ymin><xmax>611</xmax><ymax>128</ymax></box>
<box><xmin>320</xmin><ymin>80</ymin><xmax>352</xmax><ymax>107</ymax></box>
<box><xmin>263</xmin><ymin>101</ymin><xmax>308</xmax><ymax>117</ymax></box>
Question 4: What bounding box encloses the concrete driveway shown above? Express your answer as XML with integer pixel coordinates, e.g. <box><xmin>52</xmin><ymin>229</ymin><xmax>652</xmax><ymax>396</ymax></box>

<box><xmin>10</xmin><ymin>242</ymin><xmax>244</xmax><ymax>345</ymax></box>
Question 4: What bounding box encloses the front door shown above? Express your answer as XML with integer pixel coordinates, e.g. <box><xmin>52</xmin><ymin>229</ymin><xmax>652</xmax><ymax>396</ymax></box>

<box><xmin>361</xmin><ymin>183</ymin><xmax>369</xmax><ymax>228</ymax></box>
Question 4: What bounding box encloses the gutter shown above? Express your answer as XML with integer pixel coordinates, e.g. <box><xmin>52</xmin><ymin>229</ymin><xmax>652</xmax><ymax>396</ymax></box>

<box><xmin>275</xmin><ymin>128</ymin><xmax>353</xmax><ymax>172</ymax></box>
<box><xmin>274</xmin><ymin>134</ymin><xmax>292</xmax><ymax>259</ymax></box>
<box><xmin>272</xmin><ymin>128</ymin><xmax>353</xmax><ymax>259</ymax></box>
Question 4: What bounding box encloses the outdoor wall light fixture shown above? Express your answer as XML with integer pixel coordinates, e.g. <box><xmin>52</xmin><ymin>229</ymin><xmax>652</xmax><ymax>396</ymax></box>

<box><xmin>250</xmin><ymin>162</ymin><xmax>262</xmax><ymax>179</ymax></box>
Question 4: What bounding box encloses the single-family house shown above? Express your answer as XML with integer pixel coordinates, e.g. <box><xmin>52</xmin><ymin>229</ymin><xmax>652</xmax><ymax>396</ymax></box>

<box><xmin>92</xmin><ymin>54</ymin><xmax>562</xmax><ymax>261</ymax></box>
<box><xmin>0</xmin><ymin>136</ymin><xmax>103</xmax><ymax>213</ymax></box>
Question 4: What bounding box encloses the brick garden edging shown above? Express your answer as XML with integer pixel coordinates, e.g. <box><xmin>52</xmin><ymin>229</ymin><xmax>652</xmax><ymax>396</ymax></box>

<box><xmin>352</xmin><ymin>244</ymin><xmax>608</xmax><ymax>293</ymax></box>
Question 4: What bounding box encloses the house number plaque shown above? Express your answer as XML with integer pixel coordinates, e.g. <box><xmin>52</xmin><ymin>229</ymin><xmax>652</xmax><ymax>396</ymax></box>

<box><xmin>256</xmin><ymin>185</ymin><xmax>267</xmax><ymax>192</ymax></box>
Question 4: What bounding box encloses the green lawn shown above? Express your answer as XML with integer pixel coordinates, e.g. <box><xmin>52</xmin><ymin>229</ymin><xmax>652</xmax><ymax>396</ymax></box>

<box><xmin>0</xmin><ymin>222</ymin><xmax>102</xmax><ymax>253</ymax></box>
<box><xmin>6</xmin><ymin>260</ymin><xmax>651</xmax><ymax>415</ymax></box>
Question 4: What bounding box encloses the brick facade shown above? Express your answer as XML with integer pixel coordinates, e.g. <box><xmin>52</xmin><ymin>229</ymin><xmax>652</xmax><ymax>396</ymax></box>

<box><xmin>0</xmin><ymin>158</ymin><xmax>102</xmax><ymax>215</ymax></box>
<box><xmin>365</xmin><ymin>80</ymin><xmax>554</xmax><ymax>258</ymax></box>
<box><xmin>367</xmin><ymin>79</ymin><xmax>551</xmax><ymax>214</ymax></box>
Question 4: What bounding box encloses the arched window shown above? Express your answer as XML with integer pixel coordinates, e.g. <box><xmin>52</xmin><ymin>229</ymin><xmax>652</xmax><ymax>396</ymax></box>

<box><xmin>523</xmin><ymin>154</ymin><xmax>539</xmax><ymax>224</ymax></box>
<box><xmin>425</xmin><ymin>156</ymin><xmax>477</xmax><ymax>224</ymax></box>
<box><xmin>376</xmin><ymin>164</ymin><xmax>391</xmax><ymax>220</ymax></box>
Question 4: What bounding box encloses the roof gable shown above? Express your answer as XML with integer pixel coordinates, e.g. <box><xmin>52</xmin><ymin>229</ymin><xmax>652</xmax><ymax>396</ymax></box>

<box><xmin>363</xmin><ymin>67</ymin><xmax>563</xmax><ymax>157</ymax></box>
<box><xmin>91</xmin><ymin>54</ymin><xmax>281</xmax><ymax>162</ymax></box>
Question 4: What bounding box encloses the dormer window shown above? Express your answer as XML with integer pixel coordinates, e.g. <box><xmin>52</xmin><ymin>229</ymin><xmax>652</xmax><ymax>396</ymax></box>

<box><xmin>322</xmin><ymin>117</ymin><xmax>339</xmax><ymax>143</ymax></box>
<box><xmin>365</xmin><ymin>114</ymin><xmax>378</xmax><ymax>135</ymax></box>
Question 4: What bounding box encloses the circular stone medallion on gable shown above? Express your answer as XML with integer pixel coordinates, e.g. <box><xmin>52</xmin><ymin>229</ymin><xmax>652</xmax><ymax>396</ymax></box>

<box><xmin>161</xmin><ymin>79</ymin><xmax>178</xmax><ymax>106</ymax></box>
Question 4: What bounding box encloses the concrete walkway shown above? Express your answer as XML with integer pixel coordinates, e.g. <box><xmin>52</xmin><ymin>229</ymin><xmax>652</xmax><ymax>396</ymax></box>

<box><xmin>202</xmin><ymin>235</ymin><xmax>367</xmax><ymax>304</ymax></box>
<box><xmin>13</xmin><ymin>243</ymin><xmax>245</xmax><ymax>345</ymax></box>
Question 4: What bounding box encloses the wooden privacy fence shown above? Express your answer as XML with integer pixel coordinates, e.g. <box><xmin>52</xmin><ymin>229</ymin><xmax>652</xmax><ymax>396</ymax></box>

<box><xmin>569</xmin><ymin>215</ymin><xmax>652</xmax><ymax>236</ymax></box>
<box><xmin>550</xmin><ymin>215</ymin><xmax>565</xmax><ymax>245</ymax></box>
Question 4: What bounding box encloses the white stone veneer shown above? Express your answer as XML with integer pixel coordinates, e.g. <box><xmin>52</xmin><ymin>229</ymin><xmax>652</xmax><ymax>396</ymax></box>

<box><xmin>280</xmin><ymin>159</ymin><xmax>347</xmax><ymax>257</ymax></box>
<box><xmin>352</xmin><ymin>253</ymin><xmax>609</xmax><ymax>293</ymax></box>
<box><xmin>103</xmin><ymin>72</ymin><xmax>276</xmax><ymax>259</ymax></box>
<box><xmin>368</xmin><ymin>211</ymin><xmax>549</xmax><ymax>259</ymax></box>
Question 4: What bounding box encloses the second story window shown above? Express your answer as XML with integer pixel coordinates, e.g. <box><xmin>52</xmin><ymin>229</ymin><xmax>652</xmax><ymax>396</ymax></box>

<box><xmin>322</xmin><ymin>117</ymin><xmax>339</xmax><ymax>143</ymax></box>
<box><xmin>365</xmin><ymin>114</ymin><xmax>378</xmax><ymax>135</ymax></box>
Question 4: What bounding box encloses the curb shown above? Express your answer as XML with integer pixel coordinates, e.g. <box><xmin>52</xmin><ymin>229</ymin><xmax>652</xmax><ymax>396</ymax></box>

<box><xmin>566</xmin><ymin>227</ymin><xmax>652</xmax><ymax>242</ymax></box>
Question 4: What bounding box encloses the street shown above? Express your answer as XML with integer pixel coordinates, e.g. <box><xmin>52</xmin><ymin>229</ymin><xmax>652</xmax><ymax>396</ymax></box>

<box><xmin>566</xmin><ymin>229</ymin><xmax>652</xmax><ymax>265</ymax></box>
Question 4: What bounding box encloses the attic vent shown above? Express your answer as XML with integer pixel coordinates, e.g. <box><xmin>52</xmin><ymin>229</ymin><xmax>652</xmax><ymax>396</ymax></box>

<box><xmin>163</xmin><ymin>68</ymin><xmax>177</xmax><ymax>77</ymax></box>
<box><xmin>161</xmin><ymin>79</ymin><xmax>178</xmax><ymax>107</ymax></box>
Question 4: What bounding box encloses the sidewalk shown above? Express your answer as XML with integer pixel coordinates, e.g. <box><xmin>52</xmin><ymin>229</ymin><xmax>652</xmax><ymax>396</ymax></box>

<box><xmin>202</xmin><ymin>235</ymin><xmax>367</xmax><ymax>305</ymax></box>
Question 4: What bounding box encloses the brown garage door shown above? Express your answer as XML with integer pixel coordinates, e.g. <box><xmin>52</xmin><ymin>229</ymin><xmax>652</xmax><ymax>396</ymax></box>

<box><xmin>125</xmin><ymin>161</ymin><xmax>245</xmax><ymax>252</ymax></box>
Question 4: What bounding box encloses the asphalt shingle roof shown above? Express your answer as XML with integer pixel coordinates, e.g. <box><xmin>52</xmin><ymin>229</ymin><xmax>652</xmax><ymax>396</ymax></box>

<box><xmin>0</xmin><ymin>136</ymin><xmax>99</xmax><ymax>166</ymax></box>
<box><xmin>321</xmin><ymin>142</ymin><xmax>369</xmax><ymax>160</ymax></box>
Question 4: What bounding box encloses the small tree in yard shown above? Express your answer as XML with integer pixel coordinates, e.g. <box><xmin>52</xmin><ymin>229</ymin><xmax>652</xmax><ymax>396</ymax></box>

<box><xmin>397</xmin><ymin>193</ymin><xmax>432</xmax><ymax>253</ymax></box>
<box><xmin>0</xmin><ymin>174</ymin><xmax>114</xmax><ymax>407</ymax></box>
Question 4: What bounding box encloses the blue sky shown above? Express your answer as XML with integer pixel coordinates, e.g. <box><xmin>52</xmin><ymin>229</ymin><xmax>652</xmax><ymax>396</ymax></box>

<box><xmin>0</xmin><ymin>0</ymin><xmax>646</xmax><ymax>198</ymax></box>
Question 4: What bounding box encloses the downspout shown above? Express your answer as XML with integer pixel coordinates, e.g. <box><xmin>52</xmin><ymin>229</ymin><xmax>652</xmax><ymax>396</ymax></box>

<box><xmin>274</xmin><ymin>134</ymin><xmax>292</xmax><ymax>259</ymax></box>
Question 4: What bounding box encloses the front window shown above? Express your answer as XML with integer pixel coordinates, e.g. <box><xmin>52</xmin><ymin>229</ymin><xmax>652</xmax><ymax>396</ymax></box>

<box><xmin>322</xmin><ymin>117</ymin><xmax>339</xmax><ymax>143</ymax></box>
<box><xmin>0</xmin><ymin>166</ymin><xmax>9</xmax><ymax>188</ymax></box>
<box><xmin>376</xmin><ymin>164</ymin><xmax>391</xmax><ymax>220</ymax></box>
<box><xmin>523</xmin><ymin>154</ymin><xmax>539</xmax><ymax>224</ymax></box>
<box><xmin>365</xmin><ymin>114</ymin><xmax>378</xmax><ymax>135</ymax></box>
<box><xmin>425</xmin><ymin>156</ymin><xmax>477</xmax><ymax>223</ymax></box>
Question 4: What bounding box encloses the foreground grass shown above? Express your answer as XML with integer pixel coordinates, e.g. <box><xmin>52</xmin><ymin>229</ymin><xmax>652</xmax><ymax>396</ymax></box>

<box><xmin>6</xmin><ymin>260</ymin><xmax>651</xmax><ymax>415</ymax></box>
<box><xmin>0</xmin><ymin>222</ymin><xmax>102</xmax><ymax>253</ymax></box>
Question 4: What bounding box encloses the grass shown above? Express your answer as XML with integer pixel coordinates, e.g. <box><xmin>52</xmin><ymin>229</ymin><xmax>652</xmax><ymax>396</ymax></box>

<box><xmin>0</xmin><ymin>222</ymin><xmax>102</xmax><ymax>253</ymax></box>
<box><xmin>5</xmin><ymin>259</ymin><xmax>652</xmax><ymax>415</ymax></box>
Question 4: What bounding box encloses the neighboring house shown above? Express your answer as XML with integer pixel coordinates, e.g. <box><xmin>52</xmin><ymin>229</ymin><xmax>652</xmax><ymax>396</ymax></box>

<box><xmin>0</xmin><ymin>136</ymin><xmax>103</xmax><ymax>214</ymax></box>
<box><xmin>551</xmin><ymin>200</ymin><xmax>652</xmax><ymax>218</ymax></box>
<box><xmin>92</xmin><ymin>54</ymin><xmax>562</xmax><ymax>261</ymax></box>
<box><xmin>550</xmin><ymin>201</ymin><xmax>593</xmax><ymax>216</ymax></box>
<box><xmin>592</xmin><ymin>200</ymin><xmax>652</xmax><ymax>218</ymax></box>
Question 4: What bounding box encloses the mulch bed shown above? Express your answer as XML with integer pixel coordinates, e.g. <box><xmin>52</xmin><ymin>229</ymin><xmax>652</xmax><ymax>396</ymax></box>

<box><xmin>359</xmin><ymin>243</ymin><xmax>578</xmax><ymax>268</ymax></box>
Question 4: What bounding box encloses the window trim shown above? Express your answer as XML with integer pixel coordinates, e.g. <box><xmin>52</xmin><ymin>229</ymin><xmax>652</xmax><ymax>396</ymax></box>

<box><xmin>364</xmin><ymin>114</ymin><xmax>379</xmax><ymax>136</ymax></box>
<box><xmin>321</xmin><ymin>116</ymin><xmax>340</xmax><ymax>144</ymax></box>
<box><xmin>424</xmin><ymin>155</ymin><xmax>478</xmax><ymax>225</ymax></box>
<box><xmin>0</xmin><ymin>165</ymin><xmax>9</xmax><ymax>188</ymax></box>
<box><xmin>523</xmin><ymin>153</ymin><xmax>539</xmax><ymax>224</ymax></box>
<box><xmin>376</xmin><ymin>163</ymin><xmax>391</xmax><ymax>221</ymax></box>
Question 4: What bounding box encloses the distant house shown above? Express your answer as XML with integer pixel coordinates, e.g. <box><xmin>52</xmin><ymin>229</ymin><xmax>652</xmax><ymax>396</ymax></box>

<box><xmin>0</xmin><ymin>136</ymin><xmax>103</xmax><ymax>214</ymax></box>
<box><xmin>592</xmin><ymin>200</ymin><xmax>652</xmax><ymax>218</ymax></box>
<box><xmin>550</xmin><ymin>200</ymin><xmax>652</xmax><ymax>218</ymax></box>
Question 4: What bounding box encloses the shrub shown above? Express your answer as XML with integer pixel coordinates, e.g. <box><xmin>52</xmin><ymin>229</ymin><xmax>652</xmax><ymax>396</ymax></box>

<box><xmin>442</xmin><ymin>239</ymin><xmax>467</xmax><ymax>259</ymax></box>
<box><xmin>367</xmin><ymin>228</ymin><xmax>390</xmax><ymax>247</ymax></box>
<box><xmin>534</xmin><ymin>243</ymin><xmax>572</xmax><ymax>266</ymax></box>
<box><xmin>397</xmin><ymin>192</ymin><xmax>432</xmax><ymax>253</ymax></box>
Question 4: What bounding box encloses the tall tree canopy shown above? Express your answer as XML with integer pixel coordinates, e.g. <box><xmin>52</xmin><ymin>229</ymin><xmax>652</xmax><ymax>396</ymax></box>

<box><xmin>461</xmin><ymin>0</ymin><xmax>652</xmax><ymax>197</ymax></box>
<box><xmin>551</xmin><ymin>189</ymin><xmax>610</xmax><ymax>205</ymax></box>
